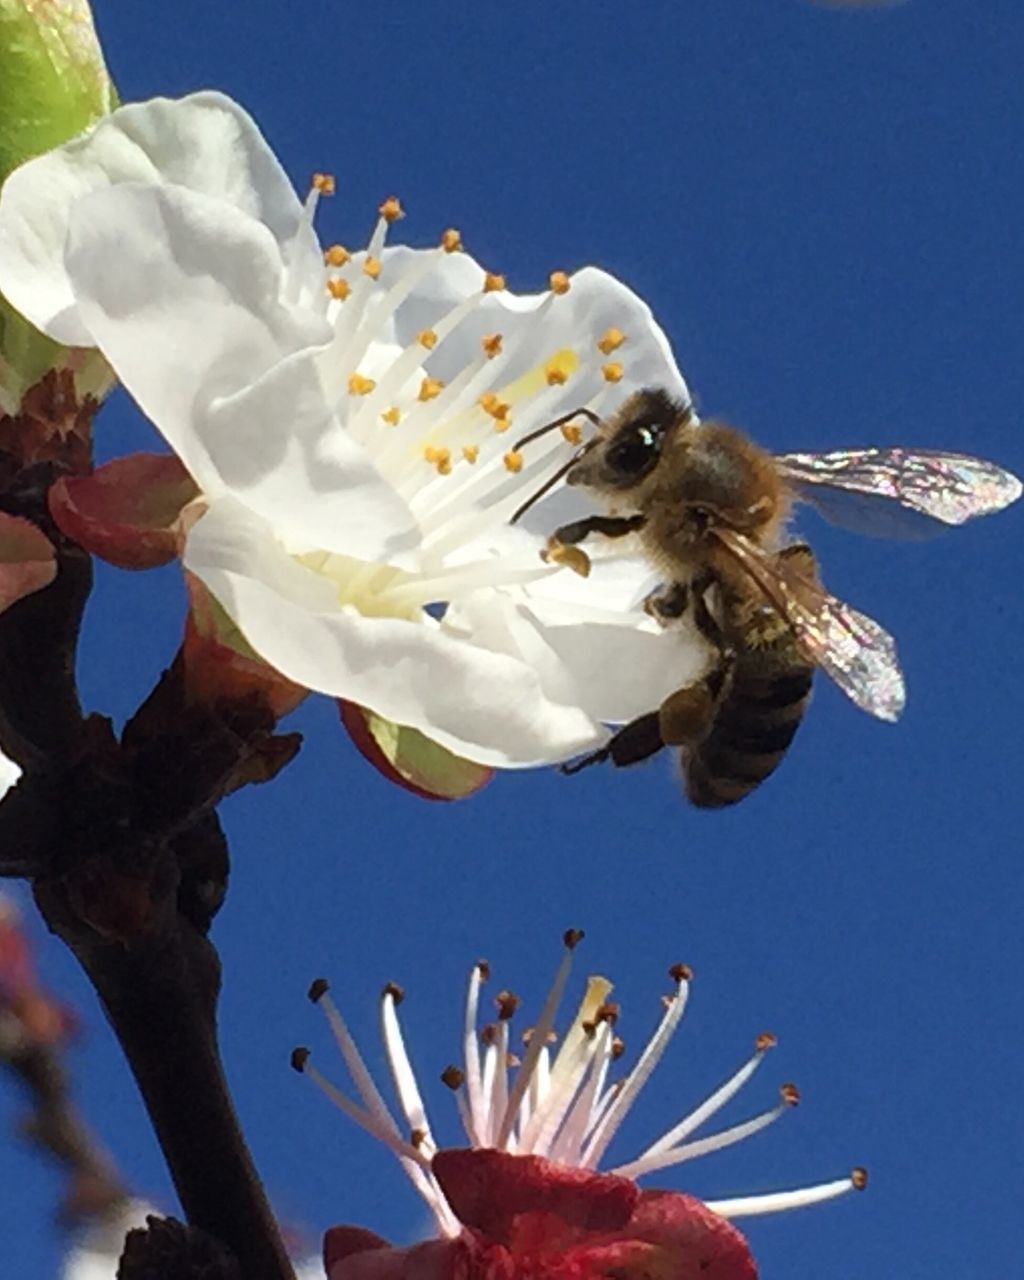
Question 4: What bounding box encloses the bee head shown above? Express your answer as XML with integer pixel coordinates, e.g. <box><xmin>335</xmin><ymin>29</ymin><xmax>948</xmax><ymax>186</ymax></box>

<box><xmin>566</xmin><ymin>389</ymin><xmax>694</xmax><ymax>495</ymax></box>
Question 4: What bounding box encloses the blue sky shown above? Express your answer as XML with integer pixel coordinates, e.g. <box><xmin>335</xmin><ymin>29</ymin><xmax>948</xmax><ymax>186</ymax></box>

<box><xmin>2</xmin><ymin>1</ymin><xmax>1023</xmax><ymax>1276</ymax></box>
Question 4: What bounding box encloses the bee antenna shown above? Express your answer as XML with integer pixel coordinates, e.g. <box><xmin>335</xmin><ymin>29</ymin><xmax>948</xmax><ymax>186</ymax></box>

<box><xmin>511</xmin><ymin>407</ymin><xmax>603</xmax><ymax>452</ymax></box>
<box><xmin>510</xmin><ymin>449</ymin><xmax>589</xmax><ymax>525</ymax></box>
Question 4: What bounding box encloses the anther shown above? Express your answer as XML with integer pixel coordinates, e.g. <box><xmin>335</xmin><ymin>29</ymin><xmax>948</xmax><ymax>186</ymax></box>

<box><xmin>611</xmin><ymin>1035</ymin><xmax>626</xmax><ymax>1060</ymax></box>
<box><xmin>595</xmin><ymin>1001</ymin><xmax>620</xmax><ymax>1025</ymax></box>
<box><xmin>440</xmin><ymin>1065</ymin><xmax>465</xmax><ymax>1090</ymax></box>
<box><xmin>522</xmin><ymin>1026</ymin><xmax>557</xmax><ymax>1047</ymax></box>
<box><xmin>382</xmin><ymin>981</ymin><xmax>405</xmax><ymax>1005</ymax></box>
<box><xmin>417</xmin><ymin>329</ymin><xmax>439</xmax><ymax>350</ymax></box>
<box><xmin>755</xmin><ymin>1032</ymin><xmax>777</xmax><ymax>1053</ymax></box>
<box><xmin>441</xmin><ymin>228</ymin><xmax>463</xmax><ymax>253</ymax></box>
<box><xmin>308</xmin><ymin>978</ymin><xmax>330</xmax><ymax>1003</ymax></box>
<box><xmin>418</xmin><ymin>377</ymin><xmax>445</xmax><ymax>402</ymax></box>
<box><xmin>379</xmin><ymin>196</ymin><xmax>404</xmax><ymax>222</ymax></box>
<box><xmin>324</xmin><ymin>244</ymin><xmax>350</xmax><ymax>266</ymax></box>
<box><xmin>851</xmin><ymin>1167</ymin><xmax>868</xmax><ymax>1191</ymax></box>
<box><xmin>477</xmin><ymin>960</ymin><xmax>491</xmax><ymax>981</ymax></box>
<box><xmin>598</xmin><ymin>328</ymin><xmax>625</xmax><ymax>355</ymax></box>
<box><xmin>479</xmin><ymin>393</ymin><xmax>511</xmax><ymax>420</ymax></box>
<box><xmin>495</xmin><ymin>990</ymin><xmax>520</xmax><ymax>1020</ymax></box>
<box><xmin>424</xmin><ymin>446</ymin><xmax>452</xmax><ymax>475</ymax></box>
<box><xmin>462</xmin><ymin>444</ymin><xmax>480</xmax><ymax>464</ymax></box>
<box><xmin>410</xmin><ymin>1128</ymin><xmax>427</xmax><ymax>1149</ymax></box>
<box><xmin>549</xmin><ymin>271</ymin><xmax>571</xmax><ymax>295</ymax></box>
<box><xmin>328</xmin><ymin>278</ymin><xmax>352</xmax><ymax>301</ymax></box>
<box><xmin>290</xmin><ymin>1047</ymin><xmax>311</xmax><ymax>1073</ymax></box>
<box><xmin>312</xmin><ymin>173</ymin><xmax>336</xmax><ymax>195</ymax></box>
<box><xmin>563</xmin><ymin>928</ymin><xmax>585</xmax><ymax>950</ymax></box>
<box><xmin>483</xmin><ymin>272</ymin><xmax>506</xmax><ymax>293</ymax></box>
<box><xmin>780</xmin><ymin>1082</ymin><xmax>800</xmax><ymax>1107</ymax></box>
<box><xmin>561</xmin><ymin>423</ymin><xmax>584</xmax><ymax>444</ymax></box>
<box><xmin>480</xmin><ymin>1023</ymin><xmax>498</xmax><ymax>1047</ymax></box>
<box><xmin>668</xmin><ymin>963</ymin><xmax>693</xmax><ymax>984</ymax></box>
<box><xmin>545</xmin><ymin>360</ymin><xmax>569</xmax><ymax>386</ymax></box>
<box><xmin>381</xmin><ymin>407</ymin><xmax>401</xmax><ymax>426</ymax></box>
<box><xmin>363</xmin><ymin>257</ymin><xmax>383</xmax><ymax>280</ymax></box>
<box><xmin>481</xmin><ymin>333</ymin><xmax>503</xmax><ymax>358</ymax></box>
<box><xmin>348</xmin><ymin>373</ymin><xmax>376</xmax><ymax>395</ymax></box>
<box><xmin>503</xmin><ymin>450</ymin><xmax>524</xmax><ymax>473</ymax></box>
<box><xmin>602</xmin><ymin>362</ymin><xmax>624</xmax><ymax>383</ymax></box>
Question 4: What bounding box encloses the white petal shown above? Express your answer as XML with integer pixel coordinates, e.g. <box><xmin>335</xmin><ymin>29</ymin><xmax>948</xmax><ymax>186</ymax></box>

<box><xmin>0</xmin><ymin>751</ymin><xmax>22</xmax><ymax>800</ymax></box>
<box><xmin>184</xmin><ymin>498</ymin><xmax>608</xmax><ymax>767</ymax></box>
<box><xmin>0</xmin><ymin>91</ymin><xmax>305</xmax><ymax>345</ymax></box>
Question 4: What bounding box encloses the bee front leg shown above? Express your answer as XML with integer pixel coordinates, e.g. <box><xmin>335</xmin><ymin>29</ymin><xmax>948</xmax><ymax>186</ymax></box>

<box><xmin>643</xmin><ymin>581</ymin><xmax>690</xmax><ymax>624</ymax></box>
<box><xmin>561</xmin><ymin>710</ymin><xmax>665</xmax><ymax>774</ymax></box>
<box><xmin>544</xmin><ymin>513</ymin><xmax>647</xmax><ymax>578</ymax></box>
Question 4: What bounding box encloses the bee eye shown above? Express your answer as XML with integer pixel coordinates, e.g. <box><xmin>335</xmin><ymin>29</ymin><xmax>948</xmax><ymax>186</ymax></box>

<box><xmin>605</xmin><ymin>425</ymin><xmax>661</xmax><ymax>480</ymax></box>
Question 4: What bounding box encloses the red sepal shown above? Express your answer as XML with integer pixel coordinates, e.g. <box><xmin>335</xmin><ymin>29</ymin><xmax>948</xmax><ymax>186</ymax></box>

<box><xmin>0</xmin><ymin>513</ymin><xmax>56</xmax><ymax>611</ymax></box>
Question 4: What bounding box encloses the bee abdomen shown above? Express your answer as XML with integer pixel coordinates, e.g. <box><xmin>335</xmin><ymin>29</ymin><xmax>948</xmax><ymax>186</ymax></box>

<box><xmin>683</xmin><ymin>664</ymin><xmax>813</xmax><ymax>808</ymax></box>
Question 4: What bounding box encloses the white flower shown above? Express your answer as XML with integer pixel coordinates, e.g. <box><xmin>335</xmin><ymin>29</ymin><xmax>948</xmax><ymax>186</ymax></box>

<box><xmin>0</xmin><ymin>92</ymin><xmax>712</xmax><ymax>766</ymax></box>
<box><xmin>295</xmin><ymin>932</ymin><xmax>865</xmax><ymax>1239</ymax></box>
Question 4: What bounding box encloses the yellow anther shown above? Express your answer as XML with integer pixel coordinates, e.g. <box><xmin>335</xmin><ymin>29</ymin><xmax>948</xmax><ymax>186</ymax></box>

<box><xmin>481</xmin><ymin>333</ymin><xmax>503</xmax><ymax>359</ymax></box>
<box><xmin>441</xmin><ymin>228</ymin><xmax>463</xmax><ymax>253</ymax></box>
<box><xmin>561</xmin><ymin>423</ymin><xmax>584</xmax><ymax>445</ymax></box>
<box><xmin>379</xmin><ymin>195</ymin><xmax>404</xmax><ymax>222</ymax></box>
<box><xmin>598</xmin><ymin>327</ymin><xmax>626</xmax><ymax>355</ymax></box>
<box><xmin>424</xmin><ymin>445</ymin><xmax>452</xmax><ymax>475</ymax></box>
<box><xmin>363</xmin><ymin>257</ymin><xmax>382</xmax><ymax>280</ymax></box>
<box><xmin>492</xmin><ymin>414</ymin><xmax>511</xmax><ymax>434</ymax></box>
<box><xmin>483</xmin><ymin>272</ymin><xmax>506</xmax><ymax>293</ymax></box>
<box><xmin>549</xmin><ymin>271</ymin><xmax>571</xmax><ymax>295</ymax></box>
<box><xmin>543</xmin><ymin>539</ymin><xmax>591</xmax><ymax>578</ymax></box>
<box><xmin>417</xmin><ymin>329</ymin><xmax>439</xmax><ymax>350</ymax></box>
<box><xmin>348</xmin><ymin>373</ymin><xmax>376</xmax><ymax>396</ymax></box>
<box><xmin>479</xmin><ymin>393</ymin><xmax>511</xmax><ymax>419</ymax></box>
<box><xmin>503</xmin><ymin>450</ymin><xmax>524</xmax><ymax>474</ymax></box>
<box><xmin>324</xmin><ymin>244</ymin><xmax>350</xmax><ymax>267</ymax></box>
<box><xmin>312</xmin><ymin>172</ymin><xmax>336</xmax><ymax>195</ymax></box>
<box><xmin>462</xmin><ymin>444</ymin><xmax>480</xmax><ymax>464</ymax></box>
<box><xmin>327</xmin><ymin>278</ymin><xmax>352</xmax><ymax>301</ymax></box>
<box><xmin>545</xmin><ymin>358</ymin><xmax>570</xmax><ymax>386</ymax></box>
<box><xmin>381</xmin><ymin>407</ymin><xmax>401</xmax><ymax>426</ymax></box>
<box><xmin>418</xmin><ymin>376</ymin><xmax>445</xmax><ymax>402</ymax></box>
<box><xmin>602</xmin><ymin>361</ymin><xmax>624</xmax><ymax>383</ymax></box>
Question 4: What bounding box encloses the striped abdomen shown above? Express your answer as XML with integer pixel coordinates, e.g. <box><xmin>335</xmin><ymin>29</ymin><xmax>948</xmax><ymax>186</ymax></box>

<box><xmin>682</xmin><ymin>650</ymin><xmax>814</xmax><ymax>809</ymax></box>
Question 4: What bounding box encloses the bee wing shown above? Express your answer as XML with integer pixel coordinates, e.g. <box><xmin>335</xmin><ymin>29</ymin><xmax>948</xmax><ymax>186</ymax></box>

<box><xmin>711</xmin><ymin>528</ymin><xmax>906</xmax><ymax>722</ymax></box>
<box><xmin>774</xmin><ymin>448</ymin><xmax>1022</xmax><ymax>538</ymax></box>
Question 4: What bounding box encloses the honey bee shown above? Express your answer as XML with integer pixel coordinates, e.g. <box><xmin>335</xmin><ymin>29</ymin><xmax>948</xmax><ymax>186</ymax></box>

<box><xmin>511</xmin><ymin>388</ymin><xmax>1021</xmax><ymax>806</ymax></box>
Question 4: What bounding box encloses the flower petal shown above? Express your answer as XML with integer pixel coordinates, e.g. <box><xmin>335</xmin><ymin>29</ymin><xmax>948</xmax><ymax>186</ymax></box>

<box><xmin>626</xmin><ymin>1190</ymin><xmax>758</xmax><ymax>1280</ymax></box>
<box><xmin>0</xmin><ymin>91</ymin><xmax>306</xmax><ymax>345</ymax></box>
<box><xmin>184</xmin><ymin>497</ymin><xmax>608</xmax><ymax>767</ymax></box>
<box><xmin>324</xmin><ymin>1229</ymin><xmax>457</xmax><ymax>1280</ymax></box>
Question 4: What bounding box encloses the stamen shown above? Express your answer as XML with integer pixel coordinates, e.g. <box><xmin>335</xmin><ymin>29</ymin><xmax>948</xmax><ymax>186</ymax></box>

<box><xmin>348</xmin><ymin>373</ymin><xmax>376</xmax><ymax>395</ymax></box>
<box><xmin>324</xmin><ymin>244</ymin><xmax>351</xmax><ymax>266</ymax></box>
<box><xmin>328</xmin><ymin>278</ymin><xmax>352</xmax><ymax>301</ymax></box>
<box><xmin>545</xmin><ymin>356</ymin><xmax>571</xmax><ymax>386</ymax></box>
<box><xmin>379</xmin><ymin>196</ymin><xmax>405</xmax><ymax>222</ymax></box>
<box><xmin>312</xmin><ymin>172</ymin><xmax>336</xmax><ymax>195</ymax></box>
<box><xmin>462</xmin><ymin>445</ymin><xmax>480</xmax><ymax>464</ymax></box>
<box><xmin>597</xmin><ymin>328</ymin><xmax>625</xmax><ymax>354</ymax></box>
<box><xmin>418</xmin><ymin>329</ymin><xmax>439</xmax><ymax>350</ymax></box>
<box><xmin>504</xmin><ymin>450</ymin><xmax>524</xmax><ymax>473</ymax></box>
<box><xmin>380</xmin><ymin>984</ymin><xmax>437</xmax><ymax>1157</ymax></box>
<box><xmin>440</xmin><ymin>228</ymin><xmax>463</xmax><ymax>253</ymax></box>
<box><xmin>462</xmin><ymin>963</ymin><xmax>488</xmax><ymax>1147</ymax></box>
<box><xmin>381</xmin><ymin>407</ymin><xmax>401</xmax><ymax>426</ymax></box>
<box><xmin>424</xmin><ymin>446</ymin><xmax>452</xmax><ymax>475</ymax></box>
<box><xmin>483</xmin><ymin>272</ymin><xmax>506</xmax><ymax>293</ymax></box>
<box><xmin>602</xmin><ymin>362</ymin><xmax>624</xmax><ymax>382</ymax></box>
<box><xmin>707</xmin><ymin>1171</ymin><xmax>867</xmax><ymax>1220</ymax></box>
<box><xmin>479</xmin><ymin>393</ymin><xmax>511</xmax><ymax>419</ymax></box>
<box><xmin>363</xmin><ymin>257</ymin><xmax>383</xmax><ymax>280</ymax></box>
<box><xmin>561</xmin><ymin>424</ymin><xmax>584</xmax><ymax>444</ymax></box>
<box><xmin>481</xmin><ymin>333</ymin><xmax>503</xmax><ymax>358</ymax></box>
<box><xmin>549</xmin><ymin>271</ymin><xmax>571</xmax><ymax>295</ymax></box>
<box><xmin>419</xmin><ymin>377</ymin><xmax>445</xmax><ymax>402</ymax></box>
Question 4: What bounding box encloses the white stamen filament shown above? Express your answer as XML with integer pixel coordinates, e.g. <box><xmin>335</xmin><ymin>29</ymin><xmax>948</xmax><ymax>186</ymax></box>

<box><xmin>611</xmin><ymin>1100</ymin><xmax>790</xmax><ymax>1180</ymax></box>
<box><xmin>381</xmin><ymin>988</ymin><xmax>437</xmax><ymax>1157</ymax></box>
<box><xmin>707</xmin><ymin>1175</ymin><xmax>864</xmax><ymax>1220</ymax></box>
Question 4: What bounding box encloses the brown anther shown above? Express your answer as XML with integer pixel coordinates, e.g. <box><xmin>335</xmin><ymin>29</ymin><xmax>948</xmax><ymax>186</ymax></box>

<box><xmin>483</xmin><ymin>272</ymin><xmax>506</xmax><ymax>293</ymax></box>
<box><xmin>348</xmin><ymin>372</ymin><xmax>376</xmax><ymax>395</ymax></box>
<box><xmin>379</xmin><ymin>195</ymin><xmax>404</xmax><ymax>222</ymax></box>
<box><xmin>755</xmin><ymin>1032</ymin><xmax>778</xmax><ymax>1053</ymax></box>
<box><xmin>410</xmin><ymin>1128</ymin><xmax>427</xmax><ymax>1149</ymax></box>
<box><xmin>522</xmin><ymin>1026</ymin><xmax>557</xmax><ymax>1047</ymax></box>
<box><xmin>563</xmin><ymin>928</ymin><xmax>585</xmax><ymax>950</ymax></box>
<box><xmin>381</xmin><ymin>407</ymin><xmax>401</xmax><ymax>426</ymax></box>
<box><xmin>560</xmin><ymin>423</ymin><xmax>584</xmax><ymax>445</ymax></box>
<box><xmin>595</xmin><ymin>1002</ymin><xmax>620</xmax><ymax>1025</ymax></box>
<box><xmin>477</xmin><ymin>960</ymin><xmax>491</xmax><ymax>981</ymax></box>
<box><xmin>597</xmin><ymin>327</ymin><xmax>626</xmax><ymax>355</ymax></box>
<box><xmin>611</xmin><ymin>1036</ymin><xmax>626</xmax><ymax>1060</ymax></box>
<box><xmin>668</xmin><ymin>962</ymin><xmax>693</xmax><ymax>984</ymax></box>
<box><xmin>462</xmin><ymin>444</ymin><xmax>480</xmax><ymax>464</ymax></box>
<box><xmin>495</xmin><ymin>990</ymin><xmax>520</xmax><ymax>1020</ymax></box>
<box><xmin>328</xmin><ymin>278</ymin><xmax>352</xmax><ymax>301</ymax></box>
<box><xmin>503</xmin><ymin>450</ymin><xmax>524</xmax><ymax>474</ymax></box>
<box><xmin>324</xmin><ymin>244</ymin><xmax>351</xmax><ymax>266</ymax></box>
<box><xmin>441</xmin><ymin>228</ymin><xmax>463</xmax><ymax>253</ymax></box>
<box><xmin>780</xmin><ymin>1082</ymin><xmax>800</xmax><ymax>1107</ymax></box>
<box><xmin>480</xmin><ymin>1023</ymin><xmax>498</xmax><ymax>1047</ymax></box>
<box><xmin>549</xmin><ymin>271</ymin><xmax>571</xmax><ymax>295</ymax></box>
<box><xmin>851</xmin><ymin>1167</ymin><xmax>868</xmax><ymax>1191</ymax></box>
<box><xmin>542</xmin><ymin>540</ymin><xmax>591</xmax><ymax>579</ymax></box>
<box><xmin>602</xmin><ymin>361</ymin><xmax>624</xmax><ymax>383</ymax></box>
<box><xmin>580</xmin><ymin>1020</ymin><xmax>596</xmax><ymax>1038</ymax></box>
<box><xmin>481</xmin><ymin>333</ymin><xmax>503</xmax><ymax>358</ymax></box>
<box><xmin>418</xmin><ymin>376</ymin><xmax>445</xmax><ymax>402</ymax></box>
<box><xmin>545</xmin><ymin>358</ymin><xmax>569</xmax><ymax>386</ymax></box>
<box><xmin>312</xmin><ymin>173</ymin><xmax>336</xmax><ymax>195</ymax></box>
<box><xmin>417</xmin><ymin>328</ymin><xmax>439</xmax><ymax>350</ymax></box>
<box><xmin>290</xmin><ymin>1047</ymin><xmax>310</xmax><ymax>1073</ymax></box>
<box><xmin>307</xmin><ymin>978</ymin><xmax>329</xmax><ymax>1003</ymax></box>
<box><xmin>382</xmin><ymin>981</ymin><xmax>405</xmax><ymax>1005</ymax></box>
<box><xmin>441</xmin><ymin>1065</ymin><xmax>465</xmax><ymax>1090</ymax></box>
<box><xmin>363</xmin><ymin>257</ymin><xmax>383</xmax><ymax>280</ymax></box>
<box><xmin>506</xmin><ymin>1051</ymin><xmax>521</xmax><ymax>1068</ymax></box>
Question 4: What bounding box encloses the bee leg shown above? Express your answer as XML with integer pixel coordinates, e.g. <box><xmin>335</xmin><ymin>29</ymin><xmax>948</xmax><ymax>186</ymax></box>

<box><xmin>550</xmin><ymin>513</ymin><xmax>647</xmax><ymax>546</ymax></box>
<box><xmin>658</xmin><ymin>682</ymin><xmax>719</xmax><ymax>745</ymax></box>
<box><xmin>561</xmin><ymin>710</ymin><xmax>665</xmax><ymax>774</ymax></box>
<box><xmin>643</xmin><ymin>581</ymin><xmax>689</xmax><ymax>623</ymax></box>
